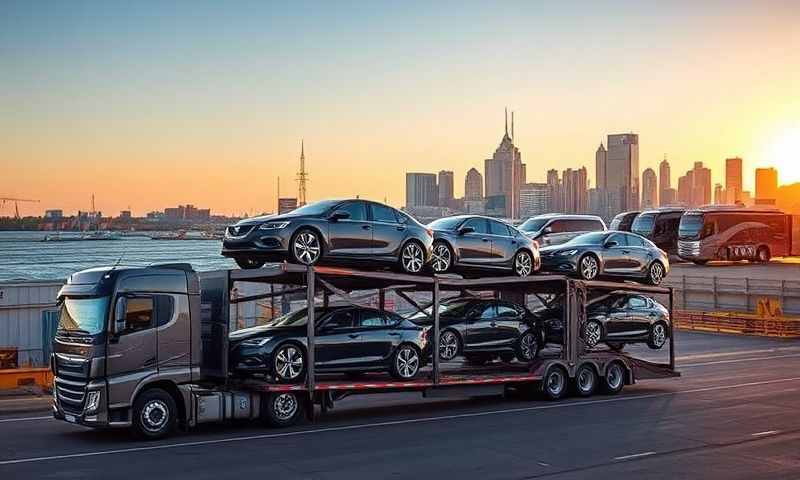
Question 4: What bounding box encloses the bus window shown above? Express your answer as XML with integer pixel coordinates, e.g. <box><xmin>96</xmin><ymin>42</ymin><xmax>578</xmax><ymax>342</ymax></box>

<box><xmin>702</xmin><ymin>219</ymin><xmax>717</xmax><ymax>238</ymax></box>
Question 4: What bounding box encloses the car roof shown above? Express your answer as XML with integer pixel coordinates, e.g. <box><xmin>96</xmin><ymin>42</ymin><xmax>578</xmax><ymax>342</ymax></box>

<box><xmin>528</xmin><ymin>214</ymin><xmax>605</xmax><ymax>221</ymax></box>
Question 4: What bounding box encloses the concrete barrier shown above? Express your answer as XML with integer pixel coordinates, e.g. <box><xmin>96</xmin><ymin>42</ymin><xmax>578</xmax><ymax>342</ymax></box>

<box><xmin>674</xmin><ymin>310</ymin><xmax>800</xmax><ymax>338</ymax></box>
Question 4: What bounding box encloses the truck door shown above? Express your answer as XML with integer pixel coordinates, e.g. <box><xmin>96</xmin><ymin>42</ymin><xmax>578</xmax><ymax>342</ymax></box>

<box><xmin>107</xmin><ymin>296</ymin><xmax>158</xmax><ymax>409</ymax></box>
<box><xmin>155</xmin><ymin>294</ymin><xmax>192</xmax><ymax>383</ymax></box>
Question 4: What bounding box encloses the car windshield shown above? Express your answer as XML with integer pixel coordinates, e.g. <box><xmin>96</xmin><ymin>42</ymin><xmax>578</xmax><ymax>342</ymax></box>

<box><xmin>288</xmin><ymin>200</ymin><xmax>341</xmax><ymax>216</ymax></box>
<box><xmin>428</xmin><ymin>217</ymin><xmax>465</xmax><ymax>231</ymax></box>
<box><xmin>562</xmin><ymin>231</ymin><xmax>607</xmax><ymax>246</ymax></box>
<box><xmin>58</xmin><ymin>296</ymin><xmax>110</xmax><ymax>335</ymax></box>
<box><xmin>519</xmin><ymin>218</ymin><xmax>548</xmax><ymax>232</ymax></box>
<box><xmin>678</xmin><ymin>214</ymin><xmax>704</xmax><ymax>240</ymax></box>
<box><xmin>631</xmin><ymin>213</ymin><xmax>656</xmax><ymax>236</ymax></box>
<box><xmin>264</xmin><ymin>309</ymin><xmax>311</xmax><ymax>327</ymax></box>
<box><xmin>407</xmin><ymin>299</ymin><xmax>474</xmax><ymax>321</ymax></box>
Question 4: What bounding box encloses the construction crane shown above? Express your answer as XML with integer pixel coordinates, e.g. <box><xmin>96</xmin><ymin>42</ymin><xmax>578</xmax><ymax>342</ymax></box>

<box><xmin>1</xmin><ymin>197</ymin><xmax>41</xmax><ymax>219</ymax></box>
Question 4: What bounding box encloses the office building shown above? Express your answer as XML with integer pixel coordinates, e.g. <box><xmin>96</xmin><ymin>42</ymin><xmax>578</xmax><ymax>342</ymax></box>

<box><xmin>641</xmin><ymin>168</ymin><xmax>658</xmax><ymax>209</ymax></box>
<box><xmin>659</xmin><ymin>157</ymin><xmax>671</xmax><ymax>206</ymax></box>
<box><xmin>405</xmin><ymin>172</ymin><xmax>438</xmax><ymax>208</ymax></box>
<box><xmin>755</xmin><ymin>167</ymin><xmax>778</xmax><ymax>203</ymax></box>
<box><xmin>595</xmin><ymin>143</ymin><xmax>607</xmax><ymax>191</ymax></box>
<box><xmin>520</xmin><ymin>183</ymin><xmax>550</xmax><ymax>218</ymax></box>
<box><xmin>714</xmin><ymin>184</ymin><xmax>724</xmax><ymax>204</ymax></box>
<box><xmin>562</xmin><ymin>167</ymin><xmax>588</xmax><ymax>214</ymax></box>
<box><xmin>725</xmin><ymin>157</ymin><xmax>743</xmax><ymax>203</ymax></box>
<box><xmin>606</xmin><ymin>133</ymin><xmax>639</xmax><ymax>214</ymax></box>
<box><xmin>484</xmin><ymin>109</ymin><xmax>525</xmax><ymax>218</ymax></box>
<box><xmin>660</xmin><ymin>188</ymin><xmax>677</xmax><ymax>206</ymax></box>
<box><xmin>44</xmin><ymin>209</ymin><xmax>63</xmax><ymax>220</ymax></box>
<box><xmin>464</xmin><ymin>168</ymin><xmax>483</xmax><ymax>201</ymax></box>
<box><xmin>438</xmin><ymin>170</ymin><xmax>454</xmax><ymax>208</ymax></box>
<box><xmin>677</xmin><ymin>171</ymin><xmax>693</xmax><ymax>206</ymax></box>
<box><xmin>547</xmin><ymin>169</ymin><xmax>563</xmax><ymax>212</ymax></box>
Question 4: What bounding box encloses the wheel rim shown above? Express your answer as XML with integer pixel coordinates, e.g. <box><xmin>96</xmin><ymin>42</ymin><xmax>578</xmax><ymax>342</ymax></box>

<box><xmin>584</xmin><ymin>321</ymin><xmax>601</xmax><ymax>347</ymax></box>
<box><xmin>520</xmin><ymin>333</ymin><xmax>537</xmax><ymax>360</ymax></box>
<box><xmin>396</xmin><ymin>347</ymin><xmax>420</xmax><ymax>378</ymax></box>
<box><xmin>515</xmin><ymin>252</ymin><xmax>532</xmax><ymax>277</ymax></box>
<box><xmin>273</xmin><ymin>393</ymin><xmax>298</xmax><ymax>421</ymax></box>
<box><xmin>275</xmin><ymin>346</ymin><xmax>304</xmax><ymax>380</ymax></box>
<box><xmin>581</xmin><ymin>256</ymin><xmax>598</xmax><ymax>279</ymax></box>
<box><xmin>577</xmin><ymin>368</ymin><xmax>594</xmax><ymax>393</ymax></box>
<box><xmin>402</xmin><ymin>243</ymin><xmax>424</xmax><ymax>273</ymax></box>
<box><xmin>431</xmin><ymin>244</ymin><xmax>451</xmax><ymax>272</ymax></box>
<box><xmin>607</xmin><ymin>364</ymin><xmax>623</xmax><ymax>390</ymax></box>
<box><xmin>293</xmin><ymin>232</ymin><xmax>321</xmax><ymax>265</ymax></box>
<box><xmin>547</xmin><ymin>369</ymin><xmax>565</xmax><ymax>396</ymax></box>
<box><xmin>652</xmin><ymin>323</ymin><xmax>667</xmax><ymax>347</ymax></box>
<box><xmin>141</xmin><ymin>399</ymin><xmax>169</xmax><ymax>433</ymax></box>
<box><xmin>439</xmin><ymin>331</ymin><xmax>458</xmax><ymax>360</ymax></box>
<box><xmin>650</xmin><ymin>263</ymin><xmax>664</xmax><ymax>284</ymax></box>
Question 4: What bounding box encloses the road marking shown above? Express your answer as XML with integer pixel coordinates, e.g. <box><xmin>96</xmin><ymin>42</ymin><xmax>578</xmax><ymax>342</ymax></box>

<box><xmin>751</xmin><ymin>430</ymin><xmax>779</xmax><ymax>437</ymax></box>
<box><xmin>681</xmin><ymin>353</ymin><xmax>800</xmax><ymax>368</ymax></box>
<box><xmin>613</xmin><ymin>451</ymin><xmax>656</xmax><ymax>461</ymax></box>
<box><xmin>2</xmin><ymin>375</ymin><xmax>800</xmax><ymax>466</ymax></box>
<box><xmin>0</xmin><ymin>416</ymin><xmax>51</xmax><ymax>424</ymax></box>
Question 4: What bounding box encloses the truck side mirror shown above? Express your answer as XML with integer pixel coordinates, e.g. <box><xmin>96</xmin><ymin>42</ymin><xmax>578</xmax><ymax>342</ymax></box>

<box><xmin>113</xmin><ymin>296</ymin><xmax>128</xmax><ymax>334</ymax></box>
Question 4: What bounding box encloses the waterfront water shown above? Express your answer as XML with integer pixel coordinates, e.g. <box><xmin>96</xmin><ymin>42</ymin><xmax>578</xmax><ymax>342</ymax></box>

<box><xmin>0</xmin><ymin>231</ymin><xmax>235</xmax><ymax>282</ymax></box>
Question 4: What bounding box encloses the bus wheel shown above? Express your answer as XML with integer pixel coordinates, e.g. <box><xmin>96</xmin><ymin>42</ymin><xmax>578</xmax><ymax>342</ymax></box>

<box><xmin>602</xmin><ymin>362</ymin><xmax>625</xmax><ymax>395</ymax></box>
<box><xmin>542</xmin><ymin>366</ymin><xmax>568</xmax><ymax>400</ymax></box>
<box><xmin>264</xmin><ymin>392</ymin><xmax>304</xmax><ymax>427</ymax></box>
<box><xmin>756</xmin><ymin>246</ymin><xmax>770</xmax><ymax>263</ymax></box>
<box><xmin>132</xmin><ymin>388</ymin><xmax>177</xmax><ymax>440</ymax></box>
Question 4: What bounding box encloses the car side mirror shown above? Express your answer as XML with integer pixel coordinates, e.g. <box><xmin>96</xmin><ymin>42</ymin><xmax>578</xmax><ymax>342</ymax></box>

<box><xmin>604</xmin><ymin>240</ymin><xmax>618</xmax><ymax>248</ymax></box>
<box><xmin>329</xmin><ymin>210</ymin><xmax>350</xmax><ymax>221</ymax></box>
<box><xmin>458</xmin><ymin>226</ymin><xmax>475</xmax><ymax>235</ymax></box>
<box><xmin>113</xmin><ymin>296</ymin><xmax>127</xmax><ymax>335</ymax></box>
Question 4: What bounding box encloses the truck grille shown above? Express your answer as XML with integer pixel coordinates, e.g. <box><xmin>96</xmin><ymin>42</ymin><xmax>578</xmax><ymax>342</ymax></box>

<box><xmin>55</xmin><ymin>377</ymin><xmax>87</xmax><ymax>414</ymax></box>
<box><xmin>678</xmin><ymin>240</ymin><xmax>700</xmax><ymax>257</ymax></box>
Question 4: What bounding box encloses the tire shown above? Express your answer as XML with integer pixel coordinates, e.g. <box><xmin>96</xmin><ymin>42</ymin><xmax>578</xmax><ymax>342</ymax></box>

<box><xmin>399</xmin><ymin>241</ymin><xmax>425</xmax><ymax>274</ymax></box>
<box><xmin>464</xmin><ymin>354</ymin><xmax>490</xmax><ymax>366</ymax></box>
<box><xmin>542</xmin><ymin>365</ymin><xmax>568</xmax><ymax>400</ymax></box>
<box><xmin>431</xmin><ymin>241</ymin><xmax>453</xmax><ymax>274</ymax></box>
<box><xmin>438</xmin><ymin>329</ymin><xmax>461</xmax><ymax>361</ymax></box>
<box><xmin>516</xmin><ymin>331</ymin><xmax>539</xmax><ymax>361</ymax></box>
<box><xmin>263</xmin><ymin>392</ymin><xmax>304</xmax><ymax>428</ymax></box>
<box><xmin>756</xmin><ymin>246</ymin><xmax>770</xmax><ymax>263</ymax></box>
<box><xmin>606</xmin><ymin>342</ymin><xmax>625</xmax><ymax>352</ymax></box>
<box><xmin>647</xmin><ymin>322</ymin><xmax>669</xmax><ymax>350</ymax></box>
<box><xmin>235</xmin><ymin>258</ymin><xmax>266</xmax><ymax>269</ymax></box>
<box><xmin>578</xmin><ymin>254</ymin><xmax>600</xmax><ymax>280</ymax></box>
<box><xmin>602</xmin><ymin>362</ymin><xmax>625</xmax><ymax>394</ymax></box>
<box><xmin>272</xmin><ymin>343</ymin><xmax>306</xmax><ymax>383</ymax></box>
<box><xmin>573</xmin><ymin>364</ymin><xmax>597</xmax><ymax>397</ymax></box>
<box><xmin>647</xmin><ymin>261</ymin><xmax>665</xmax><ymax>286</ymax></box>
<box><xmin>290</xmin><ymin>228</ymin><xmax>323</xmax><ymax>266</ymax></box>
<box><xmin>513</xmin><ymin>250</ymin><xmax>534</xmax><ymax>277</ymax></box>
<box><xmin>391</xmin><ymin>344</ymin><xmax>421</xmax><ymax>380</ymax></box>
<box><xmin>132</xmin><ymin>388</ymin><xmax>177</xmax><ymax>440</ymax></box>
<box><xmin>583</xmin><ymin>320</ymin><xmax>602</xmax><ymax>348</ymax></box>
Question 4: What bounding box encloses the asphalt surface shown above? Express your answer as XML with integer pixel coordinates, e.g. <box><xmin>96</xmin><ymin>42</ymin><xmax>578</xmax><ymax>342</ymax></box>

<box><xmin>2</xmin><ymin>331</ymin><xmax>800</xmax><ymax>479</ymax></box>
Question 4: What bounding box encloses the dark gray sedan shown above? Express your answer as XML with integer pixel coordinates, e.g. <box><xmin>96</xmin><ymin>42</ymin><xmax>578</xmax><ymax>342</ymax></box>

<box><xmin>583</xmin><ymin>292</ymin><xmax>671</xmax><ymax>350</ymax></box>
<box><xmin>539</xmin><ymin>231</ymin><xmax>669</xmax><ymax>285</ymax></box>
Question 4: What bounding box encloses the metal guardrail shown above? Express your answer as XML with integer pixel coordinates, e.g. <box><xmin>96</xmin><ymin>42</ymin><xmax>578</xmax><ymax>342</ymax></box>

<box><xmin>664</xmin><ymin>275</ymin><xmax>800</xmax><ymax>316</ymax></box>
<box><xmin>674</xmin><ymin>310</ymin><xmax>800</xmax><ymax>338</ymax></box>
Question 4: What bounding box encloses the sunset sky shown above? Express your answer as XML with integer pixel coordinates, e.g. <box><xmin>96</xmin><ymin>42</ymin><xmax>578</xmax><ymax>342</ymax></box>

<box><xmin>2</xmin><ymin>1</ymin><xmax>799</xmax><ymax>217</ymax></box>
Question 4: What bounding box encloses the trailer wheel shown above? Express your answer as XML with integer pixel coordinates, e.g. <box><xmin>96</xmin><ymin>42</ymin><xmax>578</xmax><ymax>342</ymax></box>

<box><xmin>573</xmin><ymin>364</ymin><xmax>597</xmax><ymax>397</ymax></box>
<box><xmin>542</xmin><ymin>365</ymin><xmax>568</xmax><ymax>400</ymax></box>
<box><xmin>602</xmin><ymin>362</ymin><xmax>625</xmax><ymax>395</ymax></box>
<box><xmin>132</xmin><ymin>388</ymin><xmax>177</xmax><ymax>440</ymax></box>
<box><xmin>263</xmin><ymin>392</ymin><xmax>304</xmax><ymax>428</ymax></box>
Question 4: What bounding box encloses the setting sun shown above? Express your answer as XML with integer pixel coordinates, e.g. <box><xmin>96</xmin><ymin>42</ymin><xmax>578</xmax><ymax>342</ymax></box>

<box><xmin>764</xmin><ymin>125</ymin><xmax>800</xmax><ymax>185</ymax></box>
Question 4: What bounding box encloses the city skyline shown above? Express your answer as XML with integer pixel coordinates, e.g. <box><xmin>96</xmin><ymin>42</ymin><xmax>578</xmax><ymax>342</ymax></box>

<box><xmin>2</xmin><ymin>2</ymin><xmax>799</xmax><ymax>216</ymax></box>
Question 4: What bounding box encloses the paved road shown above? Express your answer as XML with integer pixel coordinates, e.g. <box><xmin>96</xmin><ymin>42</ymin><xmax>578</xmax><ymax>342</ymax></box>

<box><xmin>2</xmin><ymin>332</ymin><xmax>800</xmax><ymax>479</ymax></box>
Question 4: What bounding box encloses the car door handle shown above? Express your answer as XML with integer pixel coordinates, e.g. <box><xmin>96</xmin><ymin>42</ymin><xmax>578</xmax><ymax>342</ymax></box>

<box><xmin>348</xmin><ymin>334</ymin><xmax>360</xmax><ymax>339</ymax></box>
<box><xmin>362</xmin><ymin>225</ymin><xmax>371</xmax><ymax>230</ymax></box>
<box><xmin>396</xmin><ymin>226</ymin><xmax>406</xmax><ymax>231</ymax></box>
<box><xmin>622</xmin><ymin>250</ymin><xmax>630</xmax><ymax>254</ymax></box>
<box><xmin>388</xmin><ymin>332</ymin><xmax>400</xmax><ymax>336</ymax></box>
<box><xmin>482</xmin><ymin>238</ymin><xmax>489</xmax><ymax>242</ymax></box>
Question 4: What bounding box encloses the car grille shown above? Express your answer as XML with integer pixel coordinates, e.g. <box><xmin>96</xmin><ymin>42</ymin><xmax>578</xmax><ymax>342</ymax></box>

<box><xmin>227</xmin><ymin>225</ymin><xmax>254</xmax><ymax>238</ymax></box>
<box><xmin>53</xmin><ymin>353</ymin><xmax>90</xmax><ymax>414</ymax></box>
<box><xmin>678</xmin><ymin>240</ymin><xmax>700</xmax><ymax>257</ymax></box>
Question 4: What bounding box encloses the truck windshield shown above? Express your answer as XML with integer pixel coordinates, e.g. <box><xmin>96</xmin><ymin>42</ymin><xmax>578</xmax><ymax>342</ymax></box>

<box><xmin>678</xmin><ymin>214</ymin><xmax>704</xmax><ymax>240</ymax></box>
<box><xmin>58</xmin><ymin>297</ymin><xmax>110</xmax><ymax>335</ymax></box>
<box><xmin>631</xmin><ymin>214</ymin><xmax>656</xmax><ymax>236</ymax></box>
<box><xmin>519</xmin><ymin>218</ymin><xmax>548</xmax><ymax>233</ymax></box>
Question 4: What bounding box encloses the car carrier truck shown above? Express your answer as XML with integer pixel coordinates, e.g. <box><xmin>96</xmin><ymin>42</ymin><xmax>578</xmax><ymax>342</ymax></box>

<box><xmin>52</xmin><ymin>262</ymin><xmax>678</xmax><ymax>439</ymax></box>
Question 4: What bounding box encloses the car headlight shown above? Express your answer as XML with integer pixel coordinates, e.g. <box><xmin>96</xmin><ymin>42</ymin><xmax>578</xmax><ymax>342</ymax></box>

<box><xmin>241</xmin><ymin>337</ymin><xmax>271</xmax><ymax>347</ymax></box>
<box><xmin>557</xmin><ymin>249</ymin><xmax>579</xmax><ymax>256</ymax></box>
<box><xmin>258</xmin><ymin>221</ymin><xmax>290</xmax><ymax>230</ymax></box>
<box><xmin>85</xmin><ymin>390</ymin><xmax>101</xmax><ymax>414</ymax></box>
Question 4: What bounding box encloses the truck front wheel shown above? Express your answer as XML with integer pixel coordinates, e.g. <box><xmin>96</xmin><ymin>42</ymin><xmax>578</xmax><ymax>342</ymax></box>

<box><xmin>132</xmin><ymin>388</ymin><xmax>177</xmax><ymax>440</ymax></box>
<box><xmin>263</xmin><ymin>392</ymin><xmax>304</xmax><ymax>428</ymax></box>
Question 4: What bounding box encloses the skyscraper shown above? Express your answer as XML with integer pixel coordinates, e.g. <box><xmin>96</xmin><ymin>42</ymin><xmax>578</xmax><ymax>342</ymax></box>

<box><xmin>641</xmin><ymin>168</ymin><xmax>658</xmax><ymax>209</ymax></box>
<box><xmin>677</xmin><ymin>170</ymin><xmax>694</xmax><ymax>206</ymax></box>
<box><xmin>659</xmin><ymin>156</ymin><xmax>671</xmax><ymax>206</ymax></box>
<box><xmin>755</xmin><ymin>167</ymin><xmax>778</xmax><ymax>204</ymax></box>
<box><xmin>405</xmin><ymin>173</ymin><xmax>438</xmax><ymax>208</ymax></box>
<box><xmin>606</xmin><ymin>133</ymin><xmax>639</xmax><ymax>214</ymax></box>
<box><xmin>562</xmin><ymin>167</ymin><xmax>588</xmax><ymax>214</ymax></box>
<box><xmin>546</xmin><ymin>169</ymin><xmax>563</xmax><ymax>212</ymax></box>
<box><xmin>464</xmin><ymin>168</ymin><xmax>483</xmax><ymax>200</ymax></box>
<box><xmin>691</xmin><ymin>162</ymin><xmax>712</xmax><ymax>207</ymax></box>
<box><xmin>520</xmin><ymin>183</ymin><xmax>550</xmax><ymax>218</ymax></box>
<box><xmin>595</xmin><ymin>143</ymin><xmax>607</xmax><ymax>191</ymax></box>
<box><xmin>725</xmin><ymin>157</ymin><xmax>743</xmax><ymax>204</ymax></box>
<box><xmin>714</xmin><ymin>183</ymin><xmax>724</xmax><ymax>204</ymax></box>
<box><xmin>438</xmin><ymin>170</ymin><xmax>454</xmax><ymax>208</ymax></box>
<box><xmin>484</xmin><ymin>109</ymin><xmax>525</xmax><ymax>218</ymax></box>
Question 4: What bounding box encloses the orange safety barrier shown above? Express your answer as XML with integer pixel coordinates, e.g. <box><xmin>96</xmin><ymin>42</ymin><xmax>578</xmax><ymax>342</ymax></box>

<box><xmin>674</xmin><ymin>310</ymin><xmax>800</xmax><ymax>338</ymax></box>
<box><xmin>0</xmin><ymin>368</ymin><xmax>53</xmax><ymax>391</ymax></box>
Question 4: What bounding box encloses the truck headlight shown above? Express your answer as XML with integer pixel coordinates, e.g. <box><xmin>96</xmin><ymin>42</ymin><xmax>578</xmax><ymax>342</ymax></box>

<box><xmin>258</xmin><ymin>221</ymin><xmax>290</xmax><ymax>230</ymax></box>
<box><xmin>557</xmin><ymin>249</ymin><xmax>578</xmax><ymax>256</ymax></box>
<box><xmin>85</xmin><ymin>390</ymin><xmax>101</xmax><ymax>413</ymax></box>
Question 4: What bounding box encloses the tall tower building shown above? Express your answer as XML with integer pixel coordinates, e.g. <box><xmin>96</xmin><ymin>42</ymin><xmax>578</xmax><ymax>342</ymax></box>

<box><xmin>438</xmin><ymin>170</ymin><xmax>454</xmax><ymax>208</ymax></box>
<box><xmin>296</xmin><ymin>140</ymin><xmax>310</xmax><ymax>206</ymax></box>
<box><xmin>562</xmin><ymin>167</ymin><xmax>588</xmax><ymax>214</ymax></box>
<box><xmin>546</xmin><ymin>169</ymin><xmax>563</xmax><ymax>212</ymax></box>
<box><xmin>595</xmin><ymin>143</ymin><xmax>607</xmax><ymax>191</ymax></box>
<box><xmin>677</xmin><ymin>170</ymin><xmax>694</xmax><ymax>206</ymax></box>
<box><xmin>691</xmin><ymin>162</ymin><xmax>712</xmax><ymax>207</ymax></box>
<box><xmin>641</xmin><ymin>168</ymin><xmax>658</xmax><ymax>209</ymax></box>
<box><xmin>755</xmin><ymin>167</ymin><xmax>778</xmax><ymax>204</ymax></box>
<box><xmin>659</xmin><ymin>156</ymin><xmax>671</xmax><ymax>206</ymax></box>
<box><xmin>405</xmin><ymin>173</ymin><xmax>438</xmax><ymax>208</ymax></box>
<box><xmin>464</xmin><ymin>168</ymin><xmax>483</xmax><ymax>200</ymax></box>
<box><xmin>606</xmin><ymin>133</ymin><xmax>639</xmax><ymax>215</ymax></box>
<box><xmin>484</xmin><ymin>109</ymin><xmax>525</xmax><ymax>218</ymax></box>
<box><xmin>725</xmin><ymin>157</ymin><xmax>743</xmax><ymax>204</ymax></box>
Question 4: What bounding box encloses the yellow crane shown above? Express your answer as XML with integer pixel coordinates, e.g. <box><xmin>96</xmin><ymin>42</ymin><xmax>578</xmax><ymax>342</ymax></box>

<box><xmin>1</xmin><ymin>197</ymin><xmax>41</xmax><ymax>219</ymax></box>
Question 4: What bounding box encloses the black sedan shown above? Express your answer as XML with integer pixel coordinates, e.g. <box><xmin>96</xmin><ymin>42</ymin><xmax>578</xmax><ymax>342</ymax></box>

<box><xmin>230</xmin><ymin>306</ymin><xmax>431</xmax><ymax>382</ymax></box>
<box><xmin>427</xmin><ymin>215</ymin><xmax>540</xmax><ymax>277</ymax></box>
<box><xmin>222</xmin><ymin>199</ymin><xmax>433</xmax><ymax>274</ymax></box>
<box><xmin>539</xmin><ymin>231</ymin><xmax>669</xmax><ymax>285</ymax></box>
<box><xmin>407</xmin><ymin>297</ymin><xmax>543</xmax><ymax>364</ymax></box>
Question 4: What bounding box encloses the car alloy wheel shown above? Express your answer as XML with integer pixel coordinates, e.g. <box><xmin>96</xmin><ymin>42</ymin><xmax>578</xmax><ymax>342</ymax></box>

<box><xmin>514</xmin><ymin>251</ymin><xmax>533</xmax><ymax>277</ymax></box>
<box><xmin>292</xmin><ymin>231</ymin><xmax>321</xmax><ymax>265</ymax></box>
<box><xmin>395</xmin><ymin>345</ymin><xmax>420</xmax><ymax>379</ymax></box>
<box><xmin>401</xmin><ymin>242</ymin><xmax>424</xmax><ymax>274</ymax></box>
<box><xmin>439</xmin><ymin>330</ymin><xmax>459</xmax><ymax>361</ymax></box>
<box><xmin>649</xmin><ymin>262</ymin><xmax>664</xmax><ymax>285</ymax></box>
<box><xmin>274</xmin><ymin>345</ymin><xmax>304</xmax><ymax>382</ymax></box>
<box><xmin>518</xmin><ymin>332</ymin><xmax>538</xmax><ymax>361</ymax></box>
<box><xmin>584</xmin><ymin>320</ymin><xmax>602</xmax><ymax>348</ymax></box>
<box><xmin>650</xmin><ymin>323</ymin><xmax>667</xmax><ymax>349</ymax></box>
<box><xmin>580</xmin><ymin>255</ymin><xmax>599</xmax><ymax>280</ymax></box>
<box><xmin>431</xmin><ymin>242</ymin><xmax>451</xmax><ymax>273</ymax></box>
